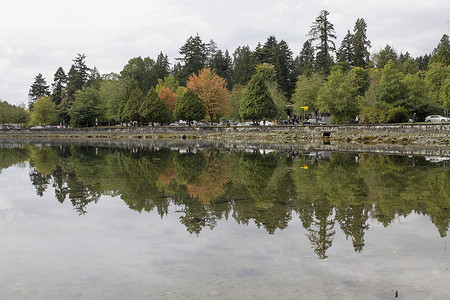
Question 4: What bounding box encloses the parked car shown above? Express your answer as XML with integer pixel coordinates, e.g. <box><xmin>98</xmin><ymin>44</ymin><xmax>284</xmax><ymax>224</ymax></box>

<box><xmin>259</xmin><ymin>121</ymin><xmax>275</xmax><ymax>126</ymax></box>
<box><xmin>304</xmin><ymin>118</ymin><xmax>327</xmax><ymax>125</ymax></box>
<box><xmin>425</xmin><ymin>115</ymin><xmax>449</xmax><ymax>122</ymax></box>
<box><xmin>425</xmin><ymin>156</ymin><xmax>450</xmax><ymax>163</ymax></box>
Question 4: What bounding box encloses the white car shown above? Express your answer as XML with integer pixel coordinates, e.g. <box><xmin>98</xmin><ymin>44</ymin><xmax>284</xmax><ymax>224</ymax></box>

<box><xmin>425</xmin><ymin>115</ymin><xmax>449</xmax><ymax>122</ymax></box>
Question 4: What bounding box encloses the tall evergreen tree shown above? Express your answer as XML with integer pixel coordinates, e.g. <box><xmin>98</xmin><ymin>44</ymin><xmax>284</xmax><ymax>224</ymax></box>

<box><xmin>294</xmin><ymin>40</ymin><xmax>315</xmax><ymax>76</ymax></box>
<box><xmin>153</xmin><ymin>52</ymin><xmax>171</xmax><ymax>81</ymax></box>
<box><xmin>206</xmin><ymin>39</ymin><xmax>218</xmax><ymax>66</ymax></box>
<box><xmin>232</xmin><ymin>45</ymin><xmax>257</xmax><ymax>86</ymax></box>
<box><xmin>87</xmin><ymin>67</ymin><xmax>101</xmax><ymax>89</ymax></box>
<box><xmin>415</xmin><ymin>54</ymin><xmax>431</xmax><ymax>71</ymax></box>
<box><xmin>28</xmin><ymin>73</ymin><xmax>50</xmax><ymax>110</ymax></box>
<box><xmin>352</xmin><ymin>18</ymin><xmax>371</xmax><ymax>68</ymax></box>
<box><xmin>255</xmin><ymin>36</ymin><xmax>295</xmax><ymax>98</ymax></box>
<box><xmin>308</xmin><ymin>10</ymin><xmax>337</xmax><ymax>75</ymax></box>
<box><xmin>209</xmin><ymin>49</ymin><xmax>233</xmax><ymax>89</ymax></box>
<box><xmin>277</xmin><ymin>40</ymin><xmax>295</xmax><ymax>98</ymax></box>
<box><xmin>51</xmin><ymin>67</ymin><xmax>67</xmax><ymax>106</ymax></box>
<box><xmin>430</xmin><ymin>34</ymin><xmax>450</xmax><ymax>66</ymax></box>
<box><xmin>255</xmin><ymin>36</ymin><xmax>278</xmax><ymax>64</ymax></box>
<box><xmin>66</xmin><ymin>54</ymin><xmax>90</xmax><ymax>99</ymax></box>
<box><xmin>72</xmin><ymin>54</ymin><xmax>90</xmax><ymax>89</ymax></box>
<box><xmin>337</xmin><ymin>30</ymin><xmax>353</xmax><ymax>65</ymax></box>
<box><xmin>176</xmin><ymin>35</ymin><xmax>208</xmax><ymax>86</ymax></box>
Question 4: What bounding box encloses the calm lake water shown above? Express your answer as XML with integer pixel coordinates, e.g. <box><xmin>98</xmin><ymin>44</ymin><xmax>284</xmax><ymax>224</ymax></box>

<box><xmin>0</xmin><ymin>141</ymin><xmax>449</xmax><ymax>299</ymax></box>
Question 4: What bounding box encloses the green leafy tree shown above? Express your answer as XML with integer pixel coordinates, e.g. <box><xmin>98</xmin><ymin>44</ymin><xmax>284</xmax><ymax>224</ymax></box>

<box><xmin>347</xmin><ymin>67</ymin><xmax>370</xmax><ymax>96</ymax></box>
<box><xmin>51</xmin><ymin>67</ymin><xmax>67</xmax><ymax>106</ymax></box>
<box><xmin>139</xmin><ymin>88</ymin><xmax>170</xmax><ymax>125</ymax></box>
<box><xmin>28</xmin><ymin>73</ymin><xmax>50</xmax><ymax>110</ymax></box>
<box><xmin>292</xmin><ymin>73</ymin><xmax>324</xmax><ymax>116</ymax></box>
<box><xmin>68</xmin><ymin>87</ymin><xmax>102</xmax><ymax>127</ymax></box>
<box><xmin>377</xmin><ymin>61</ymin><xmax>407</xmax><ymax>106</ymax></box>
<box><xmin>425</xmin><ymin>63</ymin><xmax>449</xmax><ymax>105</ymax></box>
<box><xmin>239</xmin><ymin>73</ymin><xmax>277</xmax><ymax>123</ymax></box>
<box><xmin>229</xmin><ymin>84</ymin><xmax>247</xmax><ymax>122</ymax></box>
<box><xmin>173</xmin><ymin>89</ymin><xmax>206</xmax><ymax>125</ymax></box>
<box><xmin>99</xmin><ymin>75</ymin><xmax>125</xmax><ymax>124</ymax></box>
<box><xmin>317</xmin><ymin>66</ymin><xmax>359</xmax><ymax>123</ymax></box>
<box><xmin>402</xmin><ymin>58</ymin><xmax>420</xmax><ymax>74</ymax></box>
<box><xmin>441</xmin><ymin>76</ymin><xmax>450</xmax><ymax>108</ymax></box>
<box><xmin>308</xmin><ymin>10</ymin><xmax>337</xmax><ymax>75</ymax></box>
<box><xmin>0</xmin><ymin>101</ymin><xmax>13</xmax><ymax>124</ymax></box>
<box><xmin>401</xmin><ymin>73</ymin><xmax>433</xmax><ymax>118</ymax></box>
<box><xmin>155</xmin><ymin>75</ymin><xmax>179</xmax><ymax>94</ymax></box>
<box><xmin>31</xmin><ymin>96</ymin><xmax>58</xmax><ymax>126</ymax></box>
<box><xmin>0</xmin><ymin>101</ymin><xmax>29</xmax><ymax>125</ymax></box>
<box><xmin>14</xmin><ymin>103</ymin><xmax>30</xmax><ymax>124</ymax></box>
<box><xmin>352</xmin><ymin>18</ymin><xmax>371</xmax><ymax>68</ymax></box>
<box><xmin>120</xmin><ymin>56</ymin><xmax>155</xmax><ymax>93</ymax></box>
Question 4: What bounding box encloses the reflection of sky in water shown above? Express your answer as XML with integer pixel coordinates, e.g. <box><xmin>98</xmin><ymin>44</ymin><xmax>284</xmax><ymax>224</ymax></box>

<box><xmin>0</xmin><ymin>165</ymin><xmax>449</xmax><ymax>299</ymax></box>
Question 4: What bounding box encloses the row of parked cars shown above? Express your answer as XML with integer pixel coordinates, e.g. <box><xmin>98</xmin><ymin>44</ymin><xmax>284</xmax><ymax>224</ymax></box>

<box><xmin>170</xmin><ymin>121</ymin><xmax>277</xmax><ymax>126</ymax></box>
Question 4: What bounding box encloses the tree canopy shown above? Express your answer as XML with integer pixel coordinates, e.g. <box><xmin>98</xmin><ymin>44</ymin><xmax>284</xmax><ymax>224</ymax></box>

<box><xmin>6</xmin><ymin>12</ymin><xmax>447</xmax><ymax>128</ymax></box>
<box><xmin>186</xmin><ymin>68</ymin><xmax>230</xmax><ymax>122</ymax></box>
<box><xmin>239</xmin><ymin>73</ymin><xmax>277</xmax><ymax>123</ymax></box>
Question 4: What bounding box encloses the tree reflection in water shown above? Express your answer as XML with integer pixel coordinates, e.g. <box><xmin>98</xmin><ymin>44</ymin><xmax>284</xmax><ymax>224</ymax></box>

<box><xmin>0</xmin><ymin>144</ymin><xmax>448</xmax><ymax>258</ymax></box>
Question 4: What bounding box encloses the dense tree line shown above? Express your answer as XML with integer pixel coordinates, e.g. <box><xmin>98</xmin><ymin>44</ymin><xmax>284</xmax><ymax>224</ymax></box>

<box><xmin>1</xmin><ymin>144</ymin><xmax>448</xmax><ymax>258</ymax></box>
<box><xmin>3</xmin><ymin>10</ymin><xmax>449</xmax><ymax>127</ymax></box>
<box><xmin>0</xmin><ymin>100</ymin><xmax>29</xmax><ymax>125</ymax></box>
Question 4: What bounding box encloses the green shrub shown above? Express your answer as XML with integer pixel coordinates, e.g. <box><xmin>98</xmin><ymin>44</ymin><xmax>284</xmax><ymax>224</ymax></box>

<box><xmin>386</xmin><ymin>106</ymin><xmax>409</xmax><ymax>123</ymax></box>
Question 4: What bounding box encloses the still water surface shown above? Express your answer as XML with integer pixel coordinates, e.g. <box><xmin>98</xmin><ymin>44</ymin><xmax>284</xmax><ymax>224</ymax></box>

<box><xmin>0</xmin><ymin>142</ymin><xmax>448</xmax><ymax>299</ymax></box>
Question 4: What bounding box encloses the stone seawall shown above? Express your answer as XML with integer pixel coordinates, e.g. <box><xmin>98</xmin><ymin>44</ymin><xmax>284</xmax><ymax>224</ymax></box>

<box><xmin>1</xmin><ymin>123</ymin><xmax>448</xmax><ymax>142</ymax></box>
<box><xmin>1</xmin><ymin>123</ymin><xmax>449</xmax><ymax>157</ymax></box>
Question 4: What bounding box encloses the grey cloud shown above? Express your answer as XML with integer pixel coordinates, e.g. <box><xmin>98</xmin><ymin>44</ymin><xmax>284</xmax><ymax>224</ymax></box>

<box><xmin>1</xmin><ymin>0</ymin><xmax>449</xmax><ymax>105</ymax></box>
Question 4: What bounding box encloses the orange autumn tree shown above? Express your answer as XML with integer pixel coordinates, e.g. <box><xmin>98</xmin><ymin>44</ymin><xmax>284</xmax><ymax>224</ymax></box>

<box><xmin>186</xmin><ymin>68</ymin><xmax>230</xmax><ymax>122</ymax></box>
<box><xmin>158</xmin><ymin>87</ymin><xmax>177</xmax><ymax>117</ymax></box>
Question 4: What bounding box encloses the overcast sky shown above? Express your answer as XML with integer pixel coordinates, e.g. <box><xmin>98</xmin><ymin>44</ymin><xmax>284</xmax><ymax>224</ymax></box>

<box><xmin>1</xmin><ymin>0</ymin><xmax>449</xmax><ymax>106</ymax></box>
